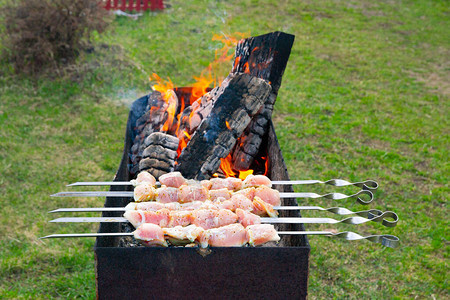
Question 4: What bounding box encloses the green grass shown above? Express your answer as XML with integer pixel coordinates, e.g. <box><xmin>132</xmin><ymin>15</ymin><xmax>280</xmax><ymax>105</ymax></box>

<box><xmin>0</xmin><ymin>0</ymin><xmax>448</xmax><ymax>298</ymax></box>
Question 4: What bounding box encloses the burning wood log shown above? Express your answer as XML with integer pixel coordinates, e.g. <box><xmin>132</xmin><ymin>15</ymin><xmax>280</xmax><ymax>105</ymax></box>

<box><xmin>139</xmin><ymin>132</ymin><xmax>179</xmax><ymax>179</ymax></box>
<box><xmin>230</xmin><ymin>31</ymin><xmax>295</xmax><ymax>170</ymax></box>
<box><xmin>130</xmin><ymin>91</ymin><xmax>180</xmax><ymax>175</ymax></box>
<box><xmin>176</xmin><ymin>73</ymin><xmax>272</xmax><ymax>180</ymax></box>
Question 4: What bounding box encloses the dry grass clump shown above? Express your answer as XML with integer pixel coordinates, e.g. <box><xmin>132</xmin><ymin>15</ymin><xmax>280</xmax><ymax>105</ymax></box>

<box><xmin>1</xmin><ymin>0</ymin><xmax>111</xmax><ymax>74</ymax></box>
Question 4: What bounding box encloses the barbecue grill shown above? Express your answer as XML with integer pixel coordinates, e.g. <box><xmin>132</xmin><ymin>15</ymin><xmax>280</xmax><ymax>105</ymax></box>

<box><xmin>42</xmin><ymin>32</ymin><xmax>399</xmax><ymax>299</ymax></box>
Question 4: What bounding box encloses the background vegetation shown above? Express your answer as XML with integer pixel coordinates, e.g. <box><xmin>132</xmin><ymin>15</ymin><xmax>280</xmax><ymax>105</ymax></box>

<box><xmin>0</xmin><ymin>0</ymin><xmax>448</xmax><ymax>298</ymax></box>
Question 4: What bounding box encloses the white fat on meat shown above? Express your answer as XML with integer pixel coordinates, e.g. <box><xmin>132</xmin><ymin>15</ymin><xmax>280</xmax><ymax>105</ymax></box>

<box><xmin>131</xmin><ymin>171</ymin><xmax>157</xmax><ymax>186</ymax></box>
<box><xmin>243</xmin><ymin>174</ymin><xmax>272</xmax><ymax>188</ymax></box>
<box><xmin>178</xmin><ymin>184</ymin><xmax>209</xmax><ymax>203</ymax></box>
<box><xmin>236</xmin><ymin>208</ymin><xmax>262</xmax><ymax>227</ymax></box>
<box><xmin>134</xmin><ymin>183</ymin><xmax>156</xmax><ymax>202</ymax></box>
<box><xmin>133</xmin><ymin>223</ymin><xmax>168</xmax><ymax>247</ymax></box>
<box><xmin>199</xmin><ymin>223</ymin><xmax>248</xmax><ymax>248</ymax></box>
<box><xmin>159</xmin><ymin>172</ymin><xmax>186</xmax><ymax>188</ymax></box>
<box><xmin>155</xmin><ymin>187</ymin><xmax>179</xmax><ymax>203</ymax></box>
<box><xmin>246</xmin><ymin>224</ymin><xmax>280</xmax><ymax>246</ymax></box>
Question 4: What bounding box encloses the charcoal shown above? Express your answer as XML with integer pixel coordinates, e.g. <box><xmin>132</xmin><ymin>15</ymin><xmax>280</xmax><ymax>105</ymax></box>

<box><xmin>176</xmin><ymin>73</ymin><xmax>271</xmax><ymax>180</ymax></box>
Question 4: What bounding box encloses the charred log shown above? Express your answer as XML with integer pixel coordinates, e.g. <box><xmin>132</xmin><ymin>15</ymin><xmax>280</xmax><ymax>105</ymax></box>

<box><xmin>129</xmin><ymin>91</ymin><xmax>179</xmax><ymax>175</ymax></box>
<box><xmin>176</xmin><ymin>73</ymin><xmax>271</xmax><ymax>180</ymax></box>
<box><xmin>139</xmin><ymin>132</ymin><xmax>179</xmax><ymax>178</ymax></box>
<box><xmin>231</xmin><ymin>31</ymin><xmax>294</xmax><ymax>170</ymax></box>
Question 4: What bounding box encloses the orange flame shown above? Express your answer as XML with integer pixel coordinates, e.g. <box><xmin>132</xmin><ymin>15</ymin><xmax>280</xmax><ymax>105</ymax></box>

<box><xmin>150</xmin><ymin>73</ymin><xmax>178</xmax><ymax>133</ymax></box>
<box><xmin>220</xmin><ymin>153</ymin><xmax>237</xmax><ymax>177</ymax></box>
<box><xmin>239</xmin><ymin>169</ymin><xmax>253</xmax><ymax>180</ymax></box>
<box><xmin>225</xmin><ymin>121</ymin><xmax>231</xmax><ymax>130</ymax></box>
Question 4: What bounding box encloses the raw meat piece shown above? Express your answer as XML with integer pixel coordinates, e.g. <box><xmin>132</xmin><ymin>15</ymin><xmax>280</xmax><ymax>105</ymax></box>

<box><xmin>243</xmin><ymin>174</ymin><xmax>272</xmax><ymax>188</ymax></box>
<box><xmin>178</xmin><ymin>184</ymin><xmax>208</xmax><ymax>203</ymax></box>
<box><xmin>132</xmin><ymin>171</ymin><xmax>156</xmax><ymax>186</ymax></box>
<box><xmin>199</xmin><ymin>223</ymin><xmax>248</xmax><ymax>248</ymax></box>
<box><xmin>133</xmin><ymin>223</ymin><xmax>168</xmax><ymax>247</ymax></box>
<box><xmin>254</xmin><ymin>185</ymin><xmax>281</xmax><ymax>206</ymax></box>
<box><xmin>246</xmin><ymin>224</ymin><xmax>280</xmax><ymax>246</ymax></box>
<box><xmin>230</xmin><ymin>194</ymin><xmax>254</xmax><ymax>211</ymax></box>
<box><xmin>236</xmin><ymin>208</ymin><xmax>261</xmax><ymax>227</ymax></box>
<box><xmin>252</xmin><ymin>197</ymin><xmax>278</xmax><ymax>217</ymax></box>
<box><xmin>208</xmin><ymin>188</ymin><xmax>232</xmax><ymax>201</ymax></box>
<box><xmin>134</xmin><ymin>183</ymin><xmax>156</xmax><ymax>202</ymax></box>
<box><xmin>159</xmin><ymin>171</ymin><xmax>186</xmax><ymax>188</ymax></box>
<box><xmin>155</xmin><ymin>187</ymin><xmax>179</xmax><ymax>203</ymax></box>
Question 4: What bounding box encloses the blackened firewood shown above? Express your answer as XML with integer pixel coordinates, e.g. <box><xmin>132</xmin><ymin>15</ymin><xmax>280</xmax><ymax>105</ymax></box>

<box><xmin>231</xmin><ymin>32</ymin><xmax>294</xmax><ymax>170</ymax></box>
<box><xmin>139</xmin><ymin>132</ymin><xmax>179</xmax><ymax>179</ymax></box>
<box><xmin>144</xmin><ymin>132</ymin><xmax>179</xmax><ymax>151</ymax></box>
<box><xmin>175</xmin><ymin>73</ymin><xmax>271</xmax><ymax>180</ymax></box>
<box><xmin>129</xmin><ymin>91</ymin><xmax>180</xmax><ymax>175</ymax></box>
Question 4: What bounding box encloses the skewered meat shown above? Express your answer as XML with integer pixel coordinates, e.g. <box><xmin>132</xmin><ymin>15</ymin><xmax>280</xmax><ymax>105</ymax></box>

<box><xmin>229</xmin><ymin>194</ymin><xmax>254</xmax><ymax>211</ymax></box>
<box><xmin>236</xmin><ymin>208</ymin><xmax>262</xmax><ymax>227</ymax></box>
<box><xmin>159</xmin><ymin>171</ymin><xmax>186</xmax><ymax>188</ymax></box>
<box><xmin>133</xmin><ymin>223</ymin><xmax>168</xmax><ymax>247</ymax></box>
<box><xmin>132</xmin><ymin>223</ymin><xmax>281</xmax><ymax>248</ymax></box>
<box><xmin>168</xmin><ymin>210</ymin><xmax>193</xmax><ymax>227</ymax></box>
<box><xmin>243</xmin><ymin>174</ymin><xmax>272</xmax><ymax>188</ymax></box>
<box><xmin>125</xmin><ymin>196</ymin><xmax>278</xmax><ymax>218</ymax></box>
<box><xmin>124</xmin><ymin>209</ymin><xmax>171</xmax><ymax>228</ymax></box>
<box><xmin>246</xmin><ymin>224</ymin><xmax>280</xmax><ymax>246</ymax></box>
<box><xmin>155</xmin><ymin>187</ymin><xmax>178</xmax><ymax>203</ymax></box>
<box><xmin>252</xmin><ymin>197</ymin><xmax>278</xmax><ymax>217</ymax></box>
<box><xmin>198</xmin><ymin>223</ymin><xmax>248</xmax><ymax>248</ymax></box>
<box><xmin>234</xmin><ymin>187</ymin><xmax>256</xmax><ymax>200</ymax></box>
<box><xmin>178</xmin><ymin>184</ymin><xmax>209</xmax><ymax>203</ymax></box>
<box><xmin>190</xmin><ymin>209</ymin><xmax>238</xmax><ymax>229</ymax></box>
<box><xmin>208</xmin><ymin>188</ymin><xmax>232</xmax><ymax>201</ymax></box>
<box><xmin>131</xmin><ymin>171</ymin><xmax>157</xmax><ymax>186</ymax></box>
<box><xmin>163</xmin><ymin>225</ymin><xmax>205</xmax><ymax>245</ymax></box>
<box><xmin>254</xmin><ymin>185</ymin><xmax>281</xmax><ymax>206</ymax></box>
<box><xmin>134</xmin><ymin>183</ymin><xmax>156</xmax><ymax>202</ymax></box>
<box><xmin>210</xmin><ymin>177</ymin><xmax>243</xmax><ymax>191</ymax></box>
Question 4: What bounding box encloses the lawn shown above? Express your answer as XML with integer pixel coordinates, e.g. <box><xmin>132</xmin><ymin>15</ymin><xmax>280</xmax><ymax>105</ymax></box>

<box><xmin>0</xmin><ymin>0</ymin><xmax>448</xmax><ymax>298</ymax></box>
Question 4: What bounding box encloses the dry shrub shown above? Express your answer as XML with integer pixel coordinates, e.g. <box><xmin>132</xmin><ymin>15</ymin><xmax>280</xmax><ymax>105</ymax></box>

<box><xmin>1</xmin><ymin>0</ymin><xmax>111</xmax><ymax>74</ymax></box>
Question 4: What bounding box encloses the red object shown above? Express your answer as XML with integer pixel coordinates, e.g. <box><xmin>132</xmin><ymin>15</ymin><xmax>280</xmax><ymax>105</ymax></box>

<box><xmin>103</xmin><ymin>0</ymin><xmax>164</xmax><ymax>11</ymax></box>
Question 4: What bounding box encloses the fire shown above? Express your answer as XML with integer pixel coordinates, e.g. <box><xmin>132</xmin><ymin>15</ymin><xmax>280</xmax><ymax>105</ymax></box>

<box><xmin>219</xmin><ymin>153</ymin><xmax>237</xmax><ymax>177</ymax></box>
<box><xmin>225</xmin><ymin>121</ymin><xmax>231</xmax><ymax>130</ymax></box>
<box><xmin>189</xmin><ymin>32</ymin><xmax>249</xmax><ymax>103</ymax></box>
<box><xmin>150</xmin><ymin>73</ymin><xmax>178</xmax><ymax>133</ymax></box>
<box><xmin>239</xmin><ymin>169</ymin><xmax>253</xmax><ymax>180</ymax></box>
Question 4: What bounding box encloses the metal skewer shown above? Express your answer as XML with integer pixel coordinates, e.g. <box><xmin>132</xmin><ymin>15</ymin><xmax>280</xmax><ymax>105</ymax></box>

<box><xmin>48</xmin><ymin>211</ymin><xmax>398</xmax><ymax>227</ymax></box>
<box><xmin>67</xmin><ymin>179</ymin><xmax>379</xmax><ymax>190</ymax></box>
<box><xmin>48</xmin><ymin>207</ymin><xmax>397</xmax><ymax>227</ymax></box>
<box><xmin>39</xmin><ymin>231</ymin><xmax>399</xmax><ymax>248</ymax></box>
<box><xmin>50</xmin><ymin>190</ymin><xmax>374</xmax><ymax>204</ymax></box>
